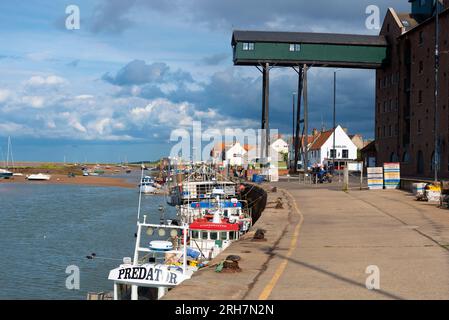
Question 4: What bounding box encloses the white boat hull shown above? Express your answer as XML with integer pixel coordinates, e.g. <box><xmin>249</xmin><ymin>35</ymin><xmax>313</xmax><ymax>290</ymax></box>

<box><xmin>109</xmin><ymin>263</ymin><xmax>197</xmax><ymax>300</ymax></box>
<box><xmin>140</xmin><ymin>185</ymin><xmax>157</xmax><ymax>194</ymax></box>
<box><xmin>27</xmin><ymin>174</ymin><xmax>51</xmax><ymax>181</ymax></box>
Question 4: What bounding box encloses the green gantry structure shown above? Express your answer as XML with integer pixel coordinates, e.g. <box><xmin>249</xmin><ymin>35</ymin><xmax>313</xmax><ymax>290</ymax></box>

<box><xmin>232</xmin><ymin>30</ymin><xmax>388</xmax><ymax>68</ymax></box>
<box><xmin>231</xmin><ymin>30</ymin><xmax>389</xmax><ymax>171</ymax></box>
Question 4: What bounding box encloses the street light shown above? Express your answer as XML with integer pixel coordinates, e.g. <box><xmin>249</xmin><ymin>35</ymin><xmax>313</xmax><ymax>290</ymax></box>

<box><xmin>434</xmin><ymin>0</ymin><xmax>440</xmax><ymax>182</ymax></box>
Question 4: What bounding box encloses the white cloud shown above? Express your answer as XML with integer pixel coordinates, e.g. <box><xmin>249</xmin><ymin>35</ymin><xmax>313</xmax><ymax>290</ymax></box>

<box><xmin>89</xmin><ymin>117</ymin><xmax>112</xmax><ymax>135</ymax></box>
<box><xmin>58</xmin><ymin>112</ymin><xmax>87</xmax><ymax>133</ymax></box>
<box><xmin>26</xmin><ymin>75</ymin><xmax>67</xmax><ymax>87</ymax></box>
<box><xmin>75</xmin><ymin>95</ymin><xmax>94</xmax><ymax>100</ymax></box>
<box><xmin>130</xmin><ymin>98</ymin><xmax>196</xmax><ymax>127</ymax></box>
<box><xmin>26</xmin><ymin>51</ymin><xmax>53</xmax><ymax>62</ymax></box>
<box><xmin>0</xmin><ymin>89</ymin><xmax>11</xmax><ymax>103</ymax></box>
<box><xmin>0</xmin><ymin>121</ymin><xmax>32</xmax><ymax>135</ymax></box>
<box><xmin>22</xmin><ymin>96</ymin><xmax>45</xmax><ymax>108</ymax></box>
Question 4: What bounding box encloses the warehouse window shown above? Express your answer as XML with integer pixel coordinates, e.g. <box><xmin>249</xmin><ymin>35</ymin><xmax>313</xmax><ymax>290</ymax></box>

<box><xmin>418</xmin><ymin>90</ymin><xmax>423</xmax><ymax>103</ymax></box>
<box><xmin>390</xmin><ymin>152</ymin><xmax>399</xmax><ymax>162</ymax></box>
<box><xmin>242</xmin><ymin>42</ymin><xmax>254</xmax><ymax>51</ymax></box>
<box><xmin>289</xmin><ymin>44</ymin><xmax>301</xmax><ymax>52</ymax></box>
<box><xmin>417</xmin><ymin>150</ymin><xmax>424</xmax><ymax>174</ymax></box>
<box><xmin>419</xmin><ymin>61</ymin><xmax>424</xmax><ymax>74</ymax></box>
<box><xmin>402</xmin><ymin>151</ymin><xmax>410</xmax><ymax>163</ymax></box>
<box><xmin>430</xmin><ymin>151</ymin><xmax>439</xmax><ymax>173</ymax></box>
<box><xmin>419</xmin><ymin>31</ymin><xmax>424</xmax><ymax>45</ymax></box>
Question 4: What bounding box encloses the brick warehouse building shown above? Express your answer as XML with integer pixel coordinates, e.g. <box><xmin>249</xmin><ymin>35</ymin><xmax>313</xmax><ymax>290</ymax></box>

<box><xmin>376</xmin><ymin>0</ymin><xmax>449</xmax><ymax>178</ymax></box>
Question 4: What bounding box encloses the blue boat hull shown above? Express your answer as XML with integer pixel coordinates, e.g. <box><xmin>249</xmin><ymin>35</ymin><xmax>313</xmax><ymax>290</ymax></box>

<box><xmin>0</xmin><ymin>172</ymin><xmax>13</xmax><ymax>179</ymax></box>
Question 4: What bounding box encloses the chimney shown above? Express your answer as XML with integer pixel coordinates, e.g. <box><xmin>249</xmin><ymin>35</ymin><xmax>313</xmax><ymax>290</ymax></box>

<box><xmin>342</xmin><ymin>127</ymin><xmax>348</xmax><ymax>134</ymax></box>
<box><xmin>312</xmin><ymin>128</ymin><xmax>318</xmax><ymax>137</ymax></box>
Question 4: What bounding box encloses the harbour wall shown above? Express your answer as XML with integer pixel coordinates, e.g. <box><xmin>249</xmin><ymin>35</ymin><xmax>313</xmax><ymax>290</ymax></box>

<box><xmin>239</xmin><ymin>183</ymin><xmax>268</xmax><ymax>224</ymax></box>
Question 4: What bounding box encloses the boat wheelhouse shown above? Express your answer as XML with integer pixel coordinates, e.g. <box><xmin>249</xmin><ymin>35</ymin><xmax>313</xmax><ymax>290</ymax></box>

<box><xmin>178</xmin><ymin>198</ymin><xmax>252</xmax><ymax>226</ymax></box>
<box><xmin>166</xmin><ymin>163</ymin><xmax>238</xmax><ymax>206</ymax></box>
<box><xmin>168</xmin><ymin>180</ymin><xmax>237</xmax><ymax>205</ymax></box>
<box><xmin>188</xmin><ymin>217</ymin><xmax>240</xmax><ymax>260</ymax></box>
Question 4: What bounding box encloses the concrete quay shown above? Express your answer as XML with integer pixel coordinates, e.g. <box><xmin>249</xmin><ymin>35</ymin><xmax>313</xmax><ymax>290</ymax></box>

<box><xmin>164</xmin><ymin>178</ymin><xmax>449</xmax><ymax>300</ymax></box>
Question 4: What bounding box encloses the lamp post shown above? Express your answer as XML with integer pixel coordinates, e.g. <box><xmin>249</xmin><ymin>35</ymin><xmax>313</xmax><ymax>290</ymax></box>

<box><xmin>434</xmin><ymin>0</ymin><xmax>440</xmax><ymax>182</ymax></box>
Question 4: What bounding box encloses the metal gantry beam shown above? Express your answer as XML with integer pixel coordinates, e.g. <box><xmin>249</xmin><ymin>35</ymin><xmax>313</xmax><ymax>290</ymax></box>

<box><xmin>258</xmin><ymin>63</ymin><xmax>271</xmax><ymax>161</ymax></box>
<box><xmin>257</xmin><ymin>62</ymin><xmax>309</xmax><ymax>173</ymax></box>
<box><xmin>303</xmin><ymin>64</ymin><xmax>309</xmax><ymax>176</ymax></box>
<box><xmin>292</xmin><ymin>66</ymin><xmax>304</xmax><ymax>173</ymax></box>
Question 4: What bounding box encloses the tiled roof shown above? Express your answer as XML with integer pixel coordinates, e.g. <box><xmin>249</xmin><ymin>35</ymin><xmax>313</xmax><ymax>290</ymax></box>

<box><xmin>309</xmin><ymin>130</ymin><xmax>334</xmax><ymax>150</ymax></box>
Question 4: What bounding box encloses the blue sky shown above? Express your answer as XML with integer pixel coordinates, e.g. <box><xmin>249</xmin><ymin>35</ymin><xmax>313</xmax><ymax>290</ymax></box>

<box><xmin>0</xmin><ymin>0</ymin><xmax>410</xmax><ymax>163</ymax></box>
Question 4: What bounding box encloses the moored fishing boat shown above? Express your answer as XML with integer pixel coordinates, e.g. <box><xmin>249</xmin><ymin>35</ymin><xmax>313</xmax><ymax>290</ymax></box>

<box><xmin>139</xmin><ymin>176</ymin><xmax>157</xmax><ymax>194</ymax></box>
<box><xmin>108</xmin><ymin>215</ymin><xmax>197</xmax><ymax>300</ymax></box>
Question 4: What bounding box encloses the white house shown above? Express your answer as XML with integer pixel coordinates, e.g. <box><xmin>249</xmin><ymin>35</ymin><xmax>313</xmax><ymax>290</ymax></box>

<box><xmin>309</xmin><ymin>125</ymin><xmax>358</xmax><ymax>167</ymax></box>
<box><xmin>271</xmin><ymin>137</ymin><xmax>288</xmax><ymax>154</ymax></box>
<box><xmin>210</xmin><ymin>142</ymin><xmax>257</xmax><ymax>166</ymax></box>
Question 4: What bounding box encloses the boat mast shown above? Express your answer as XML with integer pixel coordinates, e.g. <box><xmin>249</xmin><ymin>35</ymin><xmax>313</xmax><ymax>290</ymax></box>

<box><xmin>6</xmin><ymin>136</ymin><xmax>10</xmax><ymax>169</ymax></box>
<box><xmin>136</xmin><ymin>163</ymin><xmax>145</xmax><ymax>222</ymax></box>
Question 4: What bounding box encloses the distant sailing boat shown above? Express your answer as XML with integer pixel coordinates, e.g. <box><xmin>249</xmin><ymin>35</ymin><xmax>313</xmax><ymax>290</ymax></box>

<box><xmin>0</xmin><ymin>137</ymin><xmax>14</xmax><ymax>179</ymax></box>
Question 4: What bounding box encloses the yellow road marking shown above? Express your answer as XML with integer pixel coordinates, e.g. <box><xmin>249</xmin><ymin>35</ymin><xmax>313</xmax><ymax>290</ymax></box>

<box><xmin>258</xmin><ymin>189</ymin><xmax>304</xmax><ymax>300</ymax></box>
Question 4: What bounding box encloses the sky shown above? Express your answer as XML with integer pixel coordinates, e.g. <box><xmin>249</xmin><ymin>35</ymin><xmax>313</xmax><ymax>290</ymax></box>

<box><xmin>0</xmin><ymin>0</ymin><xmax>410</xmax><ymax>163</ymax></box>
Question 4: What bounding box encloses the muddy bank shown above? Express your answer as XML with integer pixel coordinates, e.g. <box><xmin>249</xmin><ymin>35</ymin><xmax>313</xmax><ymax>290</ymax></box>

<box><xmin>0</xmin><ymin>174</ymin><xmax>135</xmax><ymax>189</ymax></box>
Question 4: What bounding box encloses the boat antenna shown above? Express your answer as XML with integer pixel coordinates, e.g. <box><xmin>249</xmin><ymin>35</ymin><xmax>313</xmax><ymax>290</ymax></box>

<box><xmin>136</xmin><ymin>162</ymin><xmax>145</xmax><ymax>223</ymax></box>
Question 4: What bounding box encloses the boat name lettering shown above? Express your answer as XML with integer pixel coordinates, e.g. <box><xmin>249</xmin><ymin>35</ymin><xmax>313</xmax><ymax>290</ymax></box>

<box><xmin>117</xmin><ymin>267</ymin><xmax>178</xmax><ymax>284</ymax></box>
